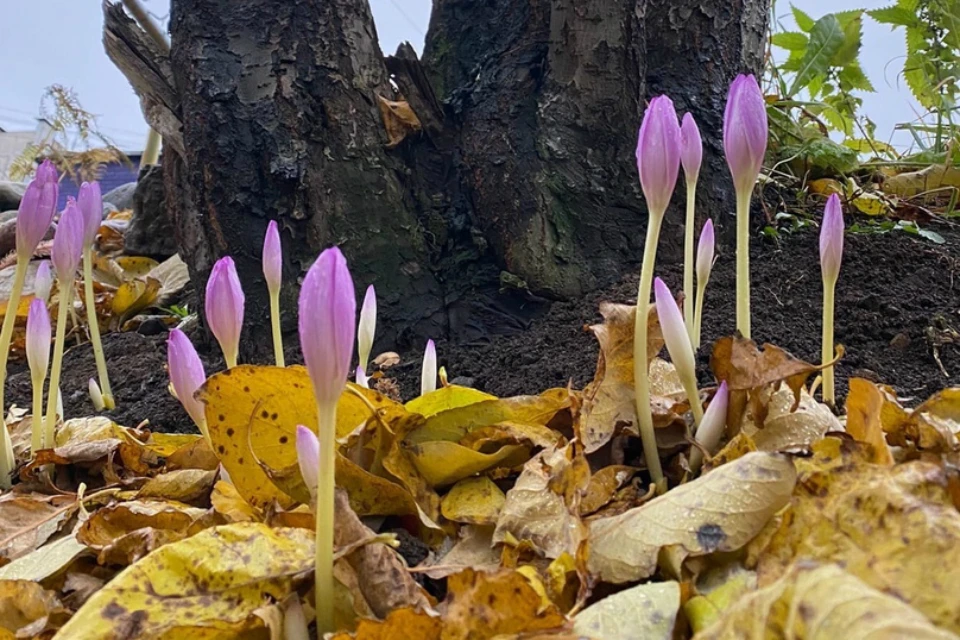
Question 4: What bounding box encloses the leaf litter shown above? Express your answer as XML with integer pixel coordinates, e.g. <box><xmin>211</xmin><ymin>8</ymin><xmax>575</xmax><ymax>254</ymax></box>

<box><xmin>0</xmin><ymin>300</ymin><xmax>957</xmax><ymax>639</ymax></box>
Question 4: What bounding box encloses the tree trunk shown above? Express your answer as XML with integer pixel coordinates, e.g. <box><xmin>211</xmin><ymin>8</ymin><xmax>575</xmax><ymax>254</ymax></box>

<box><xmin>110</xmin><ymin>0</ymin><xmax>769</xmax><ymax>357</ymax></box>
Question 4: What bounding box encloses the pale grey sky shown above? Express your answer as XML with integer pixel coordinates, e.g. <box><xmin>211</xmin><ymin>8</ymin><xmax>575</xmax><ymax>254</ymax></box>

<box><xmin>0</xmin><ymin>1</ymin><xmax>920</xmax><ymax>152</ymax></box>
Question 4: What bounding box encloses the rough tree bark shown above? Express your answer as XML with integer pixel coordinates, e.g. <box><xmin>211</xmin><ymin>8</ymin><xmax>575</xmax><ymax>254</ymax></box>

<box><xmin>105</xmin><ymin>0</ymin><xmax>769</xmax><ymax>358</ymax></box>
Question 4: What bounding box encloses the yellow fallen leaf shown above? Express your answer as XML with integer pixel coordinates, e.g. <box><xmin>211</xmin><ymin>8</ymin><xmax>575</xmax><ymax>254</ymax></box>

<box><xmin>136</xmin><ymin>469</ymin><xmax>218</xmax><ymax>505</ymax></box>
<box><xmin>580</xmin><ymin>303</ymin><xmax>666</xmax><ymax>453</ymax></box>
<box><xmin>684</xmin><ymin>565</ymin><xmax>756</xmax><ymax>634</ymax></box>
<box><xmin>54</xmin><ymin>523</ymin><xmax>313</xmax><ymax>640</ymax></box>
<box><xmin>0</xmin><ymin>580</ymin><xmax>68</xmax><ymax>638</ymax></box>
<box><xmin>752</xmin><ymin>437</ymin><xmax>960</xmax><ymax>632</ymax></box>
<box><xmin>110</xmin><ymin>276</ymin><xmax>160</xmax><ymax>324</ymax></box>
<box><xmin>574</xmin><ymin>581</ymin><xmax>679</xmax><ymax>640</ymax></box>
<box><xmin>441</xmin><ymin>477</ymin><xmax>505</xmax><ymax>525</ymax></box>
<box><xmin>330</xmin><ymin>607</ymin><xmax>442</xmax><ymax>640</ymax></box>
<box><xmin>114</xmin><ymin>256</ymin><xmax>160</xmax><ymax>279</ymax></box>
<box><xmin>844</xmin><ymin>378</ymin><xmax>896</xmax><ymax>465</ymax></box>
<box><xmin>200</xmin><ymin>365</ymin><xmax>405</xmax><ymax>508</ymax></box>
<box><xmin>695</xmin><ymin>562</ymin><xmax>956</xmax><ymax>640</ymax></box>
<box><xmin>589</xmin><ymin>452</ymin><xmax>796</xmax><ymax>583</ymax></box>
<box><xmin>405</xmin><ymin>385</ymin><xmax>496</xmax><ymax>418</ymax></box>
<box><xmin>408</xmin><ymin>441</ymin><xmax>529</xmax><ymax>487</ymax></box>
<box><xmin>210</xmin><ymin>480</ymin><xmax>261</xmax><ymax>523</ymax></box>
<box><xmin>808</xmin><ymin>177</ymin><xmax>844</xmax><ymax>196</ymax></box>
<box><xmin>143</xmin><ymin>433</ymin><xmax>201</xmax><ymax>457</ymax></box>
<box><xmin>882</xmin><ymin>163</ymin><xmax>960</xmax><ymax>198</ymax></box>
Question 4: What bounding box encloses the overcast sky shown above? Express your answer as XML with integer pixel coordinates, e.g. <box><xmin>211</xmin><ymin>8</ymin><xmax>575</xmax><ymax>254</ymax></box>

<box><xmin>0</xmin><ymin>1</ymin><xmax>918</xmax><ymax>152</ymax></box>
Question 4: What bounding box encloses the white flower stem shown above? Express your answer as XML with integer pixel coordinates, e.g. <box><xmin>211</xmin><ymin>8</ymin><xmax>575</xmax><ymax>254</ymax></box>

<box><xmin>83</xmin><ymin>250</ymin><xmax>114</xmax><ymax>409</ymax></box>
<box><xmin>0</xmin><ymin>257</ymin><xmax>29</xmax><ymax>487</ymax></box>
<box><xmin>694</xmin><ymin>282</ymin><xmax>707</xmax><ymax>351</ymax></box>
<box><xmin>735</xmin><ymin>189</ymin><xmax>752</xmax><ymax>339</ymax></box>
<box><xmin>822</xmin><ymin>276</ymin><xmax>837</xmax><ymax>407</ymax></box>
<box><xmin>315</xmin><ymin>399</ymin><xmax>337</xmax><ymax>634</ymax></box>
<box><xmin>31</xmin><ymin>368</ymin><xmax>46</xmax><ymax>453</ymax></box>
<box><xmin>269</xmin><ymin>289</ymin><xmax>284</xmax><ymax>367</ymax></box>
<box><xmin>634</xmin><ymin>213</ymin><xmax>665</xmax><ymax>489</ymax></box>
<box><xmin>44</xmin><ymin>282</ymin><xmax>74</xmax><ymax>449</ymax></box>
<box><xmin>684</xmin><ymin>181</ymin><xmax>697</xmax><ymax>342</ymax></box>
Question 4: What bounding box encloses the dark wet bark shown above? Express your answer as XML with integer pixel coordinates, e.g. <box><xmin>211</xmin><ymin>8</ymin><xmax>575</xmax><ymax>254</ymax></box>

<box><xmin>111</xmin><ymin>0</ymin><xmax>769</xmax><ymax>358</ymax></box>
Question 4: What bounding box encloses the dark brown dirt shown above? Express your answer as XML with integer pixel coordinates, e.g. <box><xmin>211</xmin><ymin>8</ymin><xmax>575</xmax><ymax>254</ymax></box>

<box><xmin>6</xmin><ymin>223</ymin><xmax>959</xmax><ymax>434</ymax></box>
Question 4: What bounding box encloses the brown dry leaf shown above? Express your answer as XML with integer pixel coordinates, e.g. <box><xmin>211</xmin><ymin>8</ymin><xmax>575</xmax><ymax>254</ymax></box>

<box><xmin>580</xmin><ymin>302</ymin><xmax>666</xmax><ymax>453</ymax></box>
<box><xmin>844</xmin><ymin>378</ymin><xmax>896</xmax><ymax>465</ymax></box>
<box><xmin>76</xmin><ymin>499</ymin><xmax>213</xmax><ymax>566</ymax></box>
<box><xmin>441</xmin><ymin>477</ymin><xmax>505</xmax><ymax>525</ymax></box>
<box><xmin>883</xmin><ymin>162</ymin><xmax>960</xmax><ymax>197</ymax></box>
<box><xmin>210</xmin><ymin>480</ymin><xmax>261</xmax><ymax>523</ymax></box>
<box><xmin>54</xmin><ymin>523</ymin><xmax>314</xmax><ymax>639</ymax></box>
<box><xmin>589</xmin><ymin>452</ymin><xmax>796</xmax><ymax>584</ymax></box>
<box><xmin>0</xmin><ymin>580</ymin><xmax>68</xmax><ymax>638</ymax></box>
<box><xmin>0</xmin><ymin>494</ymin><xmax>75</xmax><ymax>562</ymax></box>
<box><xmin>891</xmin><ymin>387</ymin><xmax>960</xmax><ymax>454</ymax></box>
<box><xmin>711</xmin><ymin>336</ymin><xmax>822</xmax><ymax>428</ymax></box>
<box><xmin>752</xmin><ymin>436</ymin><xmax>960</xmax><ymax>632</ymax></box>
<box><xmin>741</xmin><ymin>387</ymin><xmax>842</xmax><ymax>451</ymax></box>
<box><xmin>377</xmin><ymin>95</ymin><xmax>422</xmax><ymax>148</ymax></box>
<box><xmin>136</xmin><ymin>469</ymin><xmax>217</xmax><ymax>506</ymax></box>
<box><xmin>201</xmin><ymin>365</ymin><xmax>406</xmax><ymax>509</ymax></box>
<box><xmin>579</xmin><ymin>465</ymin><xmax>639</xmax><ymax>516</ymax></box>
<box><xmin>493</xmin><ymin>445</ymin><xmax>588</xmax><ymax>559</ymax></box>
<box><xmin>421</xmin><ymin>525</ymin><xmax>500</xmax><ymax>580</ymax></box>
<box><xmin>164</xmin><ymin>436</ymin><xmax>220</xmax><ymax>471</ymax></box>
<box><xmin>573</xmin><ymin>580</ymin><xmax>680</xmax><ymax>640</ymax></box>
<box><xmin>333</xmin><ymin>489</ymin><xmax>433</xmax><ymax>618</ymax></box>
<box><xmin>694</xmin><ymin>562</ymin><xmax>956</xmax><ymax>640</ymax></box>
<box><xmin>330</xmin><ymin>608</ymin><xmax>442</xmax><ymax>640</ymax></box>
<box><xmin>146</xmin><ymin>254</ymin><xmax>190</xmax><ymax>306</ymax></box>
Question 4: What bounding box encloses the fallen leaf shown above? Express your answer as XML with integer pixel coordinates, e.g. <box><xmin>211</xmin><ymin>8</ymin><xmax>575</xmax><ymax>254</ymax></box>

<box><xmin>420</xmin><ymin>525</ymin><xmax>500</xmax><ymax>579</ymax></box>
<box><xmin>0</xmin><ymin>534</ymin><xmax>89</xmax><ymax>582</ymax></box>
<box><xmin>493</xmin><ymin>445</ymin><xmax>588</xmax><ymax>559</ymax></box>
<box><xmin>741</xmin><ymin>387</ymin><xmax>842</xmax><ymax>451</ymax></box>
<box><xmin>844</xmin><ymin>378</ymin><xmax>896</xmax><ymax>465</ymax></box>
<box><xmin>0</xmin><ymin>494</ymin><xmax>75</xmax><ymax>562</ymax></box>
<box><xmin>54</xmin><ymin>523</ymin><xmax>314</xmax><ymax>639</ymax></box>
<box><xmin>114</xmin><ymin>256</ymin><xmax>160</xmax><ymax>278</ymax></box>
<box><xmin>588</xmin><ymin>452</ymin><xmax>796</xmax><ymax>583</ymax></box>
<box><xmin>200</xmin><ymin>365</ymin><xmax>405</xmax><ymax>508</ymax></box>
<box><xmin>330</xmin><ymin>607</ymin><xmax>442</xmax><ymax>640</ymax></box>
<box><xmin>408</xmin><ymin>441</ymin><xmax>529</xmax><ymax>488</ymax></box>
<box><xmin>441</xmin><ymin>477</ymin><xmax>505</xmax><ymax>525</ymax></box>
<box><xmin>135</xmin><ymin>469</ymin><xmax>217</xmax><ymax>506</ymax></box>
<box><xmin>579</xmin><ymin>465</ymin><xmax>639</xmax><ymax>516</ymax></box>
<box><xmin>0</xmin><ymin>580</ymin><xmax>68</xmax><ymax>638</ymax></box>
<box><xmin>110</xmin><ymin>276</ymin><xmax>160</xmax><ymax>326</ymax></box>
<box><xmin>405</xmin><ymin>385</ymin><xmax>497</xmax><ymax>418</ymax></box>
<box><xmin>752</xmin><ymin>436</ymin><xmax>960</xmax><ymax>632</ymax></box>
<box><xmin>694</xmin><ymin>562</ymin><xmax>956</xmax><ymax>639</ymax></box>
<box><xmin>882</xmin><ymin>162</ymin><xmax>960</xmax><ymax>198</ymax></box>
<box><xmin>580</xmin><ymin>303</ymin><xmax>666</xmax><ymax>453</ymax></box>
<box><xmin>147</xmin><ymin>254</ymin><xmax>191</xmax><ymax>306</ymax></box>
<box><xmin>573</xmin><ymin>581</ymin><xmax>680</xmax><ymax>640</ymax></box>
<box><xmin>210</xmin><ymin>480</ymin><xmax>261</xmax><ymax>523</ymax></box>
<box><xmin>684</xmin><ymin>564</ymin><xmax>756</xmax><ymax>634</ymax></box>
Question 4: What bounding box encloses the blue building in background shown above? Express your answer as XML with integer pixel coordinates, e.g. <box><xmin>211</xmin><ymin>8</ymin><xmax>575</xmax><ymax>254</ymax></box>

<box><xmin>56</xmin><ymin>153</ymin><xmax>142</xmax><ymax>209</ymax></box>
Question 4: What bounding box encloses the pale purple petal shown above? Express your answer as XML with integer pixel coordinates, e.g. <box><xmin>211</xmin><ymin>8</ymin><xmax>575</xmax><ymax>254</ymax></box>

<box><xmin>34</xmin><ymin>261</ymin><xmax>53</xmax><ymax>304</ymax></box>
<box><xmin>205</xmin><ymin>257</ymin><xmax>245</xmax><ymax>365</ymax></box>
<box><xmin>680</xmin><ymin>113</ymin><xmax>703</xmax><ymax>183</ymax></box>
<box><xmin>298</xmin><ymin>247</ymin><xmax>357</xmax><ymax>406</ymax></box>
<box><xmin>26</xmin><ymin>298</ymin><xmax>51</xmax><ymax>379</ymax></box>
<box><xmin>723</xmin><ymin>74</ymin><xmax>768</xmax><ymax>194</ymax></box>
<box><xmin>16</xmin><ymin>176</ymin><xmax>59</xmax><ymax>257</ymax></box>
<box><xmin>262</xmin><ymin>220</ymin><xmax>282</xmax><ymax>293</ymax></box>
<box><xmin>690</xmin><ymin>381</ymin><xmax>729</xmax><ymax>470</ymax></box>
<box><xmin>50</xmin><ymin>201</ymin><xmax>84</xmax><ymax>281</ymax></box>
<box><xmin>636</xmin><ymin>95</ymin><xmax>682</xmax><ymax>217</ymax></box>
<box><xmin>654</xmin><ymin>278</ymin><xmax>696</xmax><ymax>383</ymax></box>
<box><xmin>167</xmin><ymin>328</ymin><xmax>207</xmax><ymax>427</ymax></box>
<box><xmin>296</xmin><ymin>425</ymin><xmax>319</xmax><ymax>502</ymax></box>
<box><xmin>76</xmin><ymin>182</ymin><xmax>103</xmax><ymax>249</ymax></box>
<box><xmin>820</xmin><ymin>194</ymin><xmax>844</xmax><ymax>281</ymax></box>
<box><xmin>696</xmin><ymin>219</ymin><xmax>715</xmax><ymax>284</ymax></box>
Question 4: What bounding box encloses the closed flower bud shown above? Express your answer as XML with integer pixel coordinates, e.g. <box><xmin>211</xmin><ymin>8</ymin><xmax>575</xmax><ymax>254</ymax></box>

<box><xmin>26</xmin><ymin>298</ymin><xmax>50</xmax><ymax>382</ymax></box>
<box><xmin>205</xmin><ymin>257</ymin><xmax>245</xmax><ymax>368</ymax></box>
<box><xmin>690</xmin><ymin>381</ymin><xmax>729</xmax><ymax>471</ymax></box>
<box><xmin>357</xmin><ymin>285</ymin><xmax>377</xmax><ymax>372</ymax></box>
<box><xmin>723</xmin><ymin>74</ymin><xmax>768</xmax><ymax>195</ymax></box>
<box><xmin>696</xmin><ymin>219</ymin><xmax>715</xmax><ymax>285</ymax></box>
<box><xmin>296</xmin><ymin>425</ymin><xmax>319</xmax><ymax>503</ymax></box>
<box><xmin>680</xmin><ymin>113</ymin><xmax>703</xmax><ymax>184</ymax></box>
<box><xmin>636</xmin><ymin>95</ymin><xmax>682</xmax><ymax>217</ymax></box>
<box><xmin>167</xmin><ymin>329</ymin><xmax>208</xmax><ymax>428</ymax></box>
<box><xmin>654</xmin><ymin>278</ymin><xmax>696</xmax><ymax>387</ymax></box>
<box><xmin>34</xmin><ymin>261</ymin><xmax>53</xmax><ymax>304</ymax></box>
<box><xmin>263</xmin><ymin>220</ymin><xmax>282</xmax><ymax>293</ymax></box>
<box><xmin>421</xmin><ymin>339</ymin><xmax>437</xmax><ymax>396</ymax></box>
<box><xmin>77</xmin><ymin>182</ymin><xmax>103</xmax><ymax>249</ymax></box>
<box><xmin>50</xmin><ymin>201</ymin><xmax>84</xmax><ymax>282</ymax></box>
<box><xmin>820</xmin><ymin>194</ymin><xmax>844</xmax><ymax>282</ymax></box>
<box><xmin>16</xmin><ymin>172</ymin><xmax>59</xmax><ymax>259</ymax></box>
<box><xmin>298</xmin><ymin>247</ymin><xmax>356</xmax><ymax>406</ymax></box>
<box><xmin>88</xmin><ymin>378</ymin><xmax>105</xmax><ymax>412</ymax></box>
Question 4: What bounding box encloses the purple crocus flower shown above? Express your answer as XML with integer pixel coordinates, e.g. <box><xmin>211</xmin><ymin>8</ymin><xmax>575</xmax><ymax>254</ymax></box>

<box><xmin>820</xmin><ymin>194</ymin><xmax>844</xmax><ymax>282</ymax></box>
<box><xmin>654</xmin><ymin>278</ymin><xmax>696</xmax><ymax>385</ymax></box>
<box><xmin>16</xmin><ymin>161</ymin><xmax>59</xmax><ymax>258</ymax></box>
<box><xmin>263</xmin><ymin>220</ymin><xmax>282</xmax><ymax>293</ymax></box>
<box><xmin>723</xmin><ymin>74</ymin><xmax>768</xmax><ymax>195</ymax></box>
<box><xmin>636</xmin><ymin>95</ymin><xmax>682</xmax><ymax>217</ymax></box>
<box><xmin>50</xmin><ymin>201</ymin><xmax>84</xmax><ymax>282</ymax></box>
<box><xmin>680</xmin><ymin>113</ymin><xmax>703</xmax><ymax>185</ymax></box>
<box><xmin>298</xmin><ymin>247</ymin><xmax>356</xmax><ymax>406</ymax></box>
<box><xmin>167</xmin><ymin>328</ymin><xmax>208</xmax><ymax>429</ymax></box>
<box><xmin>696</xmin><ymin>219</ymin><xmax>715</xmax><ymax>285</ymax></box>
<box><xmin>205</xmin><ymin>257</ymin><xmax>245</xmax><ymax>368</ymax></box>
<box><xmin>26</xmin><ymin>298</ymin><xmax>51</xmax><ymax>383</ymax></box>
<box><xmin>76</xmin><ymin>182</ymin><xmax>103</xmax><ymax>249</ymax></box>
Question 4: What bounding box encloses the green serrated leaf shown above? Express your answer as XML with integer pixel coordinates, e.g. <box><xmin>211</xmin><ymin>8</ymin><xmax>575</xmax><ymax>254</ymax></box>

<box><xmin>792</xmin><ymin>4</ymin><xmax>816</xmax><ymax>32</ymax></box>
<box><xmin>834</xmin><ymin>9</ymin><xmax>865</xmax><ymax>29</ymax></box>
<box><xmin>904</xmin><ymin>51</ymin><xmax>938</xmax><ymax>109</ymax></box>
<box><xmin>771</xmin><ymin>32</ymin><xmax>809</xmax><ymax>51</ymax></box>
<box><xmin>832</xmin><ymin>13</ymin><xmax>864</xmax><ymax>66</ymax></box>
<box><xmin>788</xmin><ymin>15</ymin><xmax>846</xmax><ymax>97</ymax></box>
<box><xmin>838</xmin><ymin>62</ymin><xmax>876</xmax><ymax>92</ymax></box>
<box><xmin>868</xmin><ymin>5</ymin><xmax>920</xmax><ymax>27</ymax></box>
